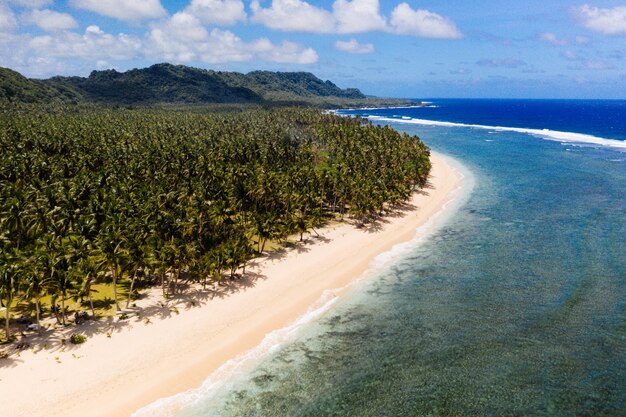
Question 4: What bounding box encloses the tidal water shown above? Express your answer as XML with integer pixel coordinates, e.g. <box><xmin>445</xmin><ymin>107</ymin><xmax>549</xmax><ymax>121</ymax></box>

<box><xmin>139</xmin><ymin>100</ymin><xmax>626</xmax><ymax>417</ymax></box>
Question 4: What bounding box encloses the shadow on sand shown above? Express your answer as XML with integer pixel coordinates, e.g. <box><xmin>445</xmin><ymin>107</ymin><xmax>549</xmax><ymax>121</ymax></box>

<box><xmin>0</xmin><ymin>194</ymin><xmax>423</xmax><ymax>364</ymax></box>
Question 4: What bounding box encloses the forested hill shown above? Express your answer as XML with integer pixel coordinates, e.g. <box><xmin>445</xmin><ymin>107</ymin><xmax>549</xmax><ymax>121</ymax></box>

<box><xmin>215</xmin><ymin>70</ymin><xmax>365</xmax><ymax>101</ymax></box>
<box><xmin>47</xmin><ymin>64</ymin><xmax>264</xmax><ymax>105</ymax></box>
<box><xmin>0</xmin><ymin>67</ymin><xmax>81</xmax><ymax>104</ymax></box>
<box><xmin>0</xmin><ymin>63</ymin><xmax>385</xmax><ymax>107</ymax></box>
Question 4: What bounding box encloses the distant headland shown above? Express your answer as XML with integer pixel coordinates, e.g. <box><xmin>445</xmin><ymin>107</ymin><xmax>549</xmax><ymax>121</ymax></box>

<box><xmin>0</xmin><ymin>63</ymin><xmax>417</xmax><ymax>109</ymax></box>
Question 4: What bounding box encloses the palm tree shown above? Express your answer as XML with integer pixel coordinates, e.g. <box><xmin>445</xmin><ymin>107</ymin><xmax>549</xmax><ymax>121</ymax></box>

<box><xmin>96</xmin><ymin>224</ymin><xmax>127</xmax><ymax>313</ymax></box>
<box><xmin>22</xmin><ymin>249</ymin><xmax>51</xmax><ymax>328</ymax></box>
<box><xmin>76</xmin><ymin>256</ymin><xmax>104</xmax><ymax>318</ymax></box>
<box><xmin>0</xmin><ymin>105</ymin><xmax>433</xmax><ymax>331</ymax></box>
<box><xmin>0</xmin><ymin>250</ymin><xmax>20</xmax><ymax>340</ymax></box>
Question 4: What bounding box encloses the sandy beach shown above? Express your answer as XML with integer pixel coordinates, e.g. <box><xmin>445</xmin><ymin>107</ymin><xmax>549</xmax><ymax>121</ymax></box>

<box><xmin>0</xmin><ymin>152</ymin><xmax>466</xmax><ymax>417</ymax></box>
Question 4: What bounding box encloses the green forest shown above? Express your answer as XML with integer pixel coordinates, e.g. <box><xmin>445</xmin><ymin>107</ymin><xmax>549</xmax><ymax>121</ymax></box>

<box><xmin>0</xmin><ymin>106</ymin><xmax>431</xmax><ymax>341</ymax></box>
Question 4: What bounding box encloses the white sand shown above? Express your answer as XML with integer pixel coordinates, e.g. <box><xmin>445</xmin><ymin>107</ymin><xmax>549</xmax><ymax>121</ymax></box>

<box><xmin>0</xmin><ymin>152</ymin><xmax>467</xmax><ymax>417</ymax></box>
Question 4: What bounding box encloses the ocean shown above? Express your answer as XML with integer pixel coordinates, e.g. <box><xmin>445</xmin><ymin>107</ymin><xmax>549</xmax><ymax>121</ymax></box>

<box><xmin>135</xmin><ymin>99</ymin><xmax>626</xmax><ymax>416</ymax></box>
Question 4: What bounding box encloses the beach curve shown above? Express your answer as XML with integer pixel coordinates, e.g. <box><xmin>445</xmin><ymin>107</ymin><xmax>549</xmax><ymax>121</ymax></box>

<box><xmin>0</xmin><ymin>152</ymin><xmax>469</xmax><ymax>417</ymax></box>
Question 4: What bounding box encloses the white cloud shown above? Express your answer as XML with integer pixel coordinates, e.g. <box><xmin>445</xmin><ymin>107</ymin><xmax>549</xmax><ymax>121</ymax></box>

<box><xmin>390</xmin><ymin>3</ymin><xmax>462</xmax><ymax>39</ymax></box>
<box><xmin>70</xmin><ymin>0</ymin><xmax>166</xmax><ymax>22</ymax></box>
<box><xmin>251</xmin><ymin>38</ymin><xmax>318</xmax><ymax>63</ymax></box>
<box><xmin>148</xmin><ymin>12</ymin><xmax>246</xmax><ymax>62</ymax></box>
<box><xmin>250</xmin><ymin>0</ymin><xmax>461</xmax><ymax>38</ymax></box>
<box><xmin>0</xmin><ymin>25</ymin><xmax>139</xmax><ymax>76</ymax></box>
<box><xmin>585</xmin><ymin>61</ymin><xmax>614</xmax><ymax>70</ymax></box>
<box><xmin>27</xmin><ymin>25</ymin><xmax>142</xmax><ymax>60</ymax></box>
<box><xmin>0</xmin><ymin>3</ymin><xmax>320</xmax><ymax>78</ymax></box>
<box><xmin>148</xmin><ymin>11</ymin><xmax>318</xmax><ymax>64</ymax></box>
<box><xmin>0</xmin><ymin>2</ymin><xmax>17</xmax><ymax>32</ymax></box>
<box><xmin>563</xmin><ymin>50</ymin><xmax>578</xmax><ymax>60</ymax></box>
<box><xmin>250</xmin><ymin>0</ymin><xmax>334</xmax><ymax>33</ymax></box>
<box><xmin>335</xmin><ymin>38</ymin><xmax>374</xmax><ymax>54</ymax></box>
<box><xmin>9</xmin><ymin>0</ymin><xmax>52</xmax><ymax>7</ymax></box>
<box><xmin>186</xmin><ymin>0</ymin><xmax>246</xmax><ymax>26</ymax></box>
<box><xmin>24</xmin><ymin>9</ymin><xmax>78</xmax><ymax>32</ymax></box>
<box><xmin>95</xmin><ymin>59</ymin><xmax>113</xmax><ymax>70</ymax></box>
<box><xmin>574</xmin><ymin>5</ymin><xmax>626</xmax><ymax>35</ymax></box>
<box><xmin>575</xmin><ymin>35</ymin><xmax>589</xmax><ymax>44</ymax></box>
<box><xmin>333</xmin><ymin>0</ymin><xmax>386</xmax><ymax>34</ymax></box>
<box><xmin>0</xmin><ymin>24</ymin><xmax>144</xmax><ymax>77</ymax></box>
<box><xmin>538</xmin><ymin>32</ymin><xmax>568</xmax><ymax>46</ymax></box>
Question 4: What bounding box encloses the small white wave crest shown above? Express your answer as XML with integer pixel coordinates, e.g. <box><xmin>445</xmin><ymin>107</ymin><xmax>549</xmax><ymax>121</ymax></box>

<box><xmin>366</xmin><ymin>116</ymin><xmax>626</xmax><ymax>149</ymax></box>
<box><xmin>370</xmin><ymin>157</ymin><xmax>473</xmax><ymax>271</ymax></box>
<box><xmin>131</xmin><ymin>290</ymin><xmax>341</xmax><ymax>417</ymax></box>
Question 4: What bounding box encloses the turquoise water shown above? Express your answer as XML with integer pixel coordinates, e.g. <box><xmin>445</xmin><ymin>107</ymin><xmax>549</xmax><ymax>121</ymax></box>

<box><xmin>139</xmin><ymin>104</ymin><xmax>625</xmax><ymax>416</ymax></box>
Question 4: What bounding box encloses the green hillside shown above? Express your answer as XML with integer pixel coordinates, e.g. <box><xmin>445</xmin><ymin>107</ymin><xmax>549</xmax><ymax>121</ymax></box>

<box><xmin>49</xmin><ymin>64</ymin><xmax>263</xmax><ymax>105</ymax></box>
<box><xmin>0</xmin><ymin>67</ymin><xmax>80</xmax><ymax>104</ymax></box>
<box><xmin>215</xmin><ymin>70</ymin><xmax>366</xmax><ymax>101</ymax></box>
<box><xmin>0</xmin><ymin>63</ymin><xmax>411</xmax><ymax>107</ymax></box>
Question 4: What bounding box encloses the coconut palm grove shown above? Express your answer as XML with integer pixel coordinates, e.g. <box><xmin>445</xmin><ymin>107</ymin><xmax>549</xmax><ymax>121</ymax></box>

<box><xmin>0</xmin><ymin>105</ymin><xmax>431</xmax><ymax>340</ymax></box>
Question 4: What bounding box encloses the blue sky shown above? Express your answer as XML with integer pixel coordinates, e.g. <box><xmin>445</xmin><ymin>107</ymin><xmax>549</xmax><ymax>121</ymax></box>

<box><xmin>1</xmin><ymin>0</ymin><xmax>625</xmax><ymax>98</ymax></box>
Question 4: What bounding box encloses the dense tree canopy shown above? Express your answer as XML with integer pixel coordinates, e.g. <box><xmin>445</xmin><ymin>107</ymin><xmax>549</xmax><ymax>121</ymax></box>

<box><xmin>0</xmin><ymin>106</ymin><xmax>430</xmax><ymax>340</ymax></box>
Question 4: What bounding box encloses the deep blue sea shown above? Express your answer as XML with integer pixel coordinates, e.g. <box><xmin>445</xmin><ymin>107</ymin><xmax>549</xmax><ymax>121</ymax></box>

<box><xmin>136</xmin><ymin>100</ymin><xmax>625</xmax><ymax>417</ymax></box>
<box><xmin>347</xmin><ymin>99</ymin><xmax>626</xmax><ymax>143</ymax></box>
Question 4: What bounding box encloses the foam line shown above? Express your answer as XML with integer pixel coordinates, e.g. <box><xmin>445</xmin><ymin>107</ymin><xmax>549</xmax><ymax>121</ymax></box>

<box><xmin>131</xmin><ymin>290</ymin><xmax>341</xmax><ymax>417</ymax></box>
<box><xmin>363</xmin><ymin>116</ymin><xmax>626</xmax><ymax>149</ymax></box>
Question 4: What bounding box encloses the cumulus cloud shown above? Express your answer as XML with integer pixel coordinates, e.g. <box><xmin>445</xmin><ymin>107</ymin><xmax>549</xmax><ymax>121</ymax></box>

<box><xmin>23</xmin><ymin>9</ymin><xmax>78</xmax><ymax>32</ymax></box>
<box><xmin>335</xmin><ymin>38</ymin><xmax>374</xmax><ymax>54</ymax></box>
<box><xmin>476</xmin><ymin>58</ymin><xmax>526</xmax><ymax>68</ymax></box>
<box><xmin>70</xmin><ymin>0</ymin><xmax>166</xmax><ymax>22</ymax></box>
<box><xmin>148</xmin><ymin>12</ymin><xmax>249</xmax><ymax>62</ymax></box>
<box><xmin>186</xmin><ymin>0</ymin><xmax>246</xmax><ymax>26</ymax></box>
<box><xmin>0</xmin><ymin>2</ymin><xmax>17</xmax><ymax>32</ymax></box>
<box><xmin>574</xmin><ymin>5</ymin><xmax>626</xmax><ymax>35</ymax></box>
<box><xmin>9</xmin><ymin>0</ymin><xmax>52</xmax><ymax>7</ymax></box>
<box><xmin>333</xmin><ymin>0</ymin><xmax>386</xmax><ymax>33</ymax></box>
<box><xmin>28</xmin><ymin>25</ymin><xmax>142</xmax><ymax>60</ymax></box>
<box><xmin>0</xmin><ymin>3</ymin><xmax>320</xmax><ymax>77</ymax></box>
<box><xmin>538</xmin><ymin>32</ymin><xmax>568</xmax><ymax>46</ymax></box>
<box><xmin>0</xmin><ymin>25</ymin><xmax>140</xmax><ymax>77</ymax></box>
<box><xmin>251</xmin><ymin>38</ymin><xmax>318</xmax><ymax>63</ymax></box>
<box><xmin>250</xmin><ymin>0</ymin><xmax>334</xmax><ymax>33</ymax></box>
<box><xmin>390</xmin><ymin>3</ymin><xmax>462</xmax><ymax>39</ymax></box>
<box><xmin>250</xmin><ymin>0</ymin><xmax>460</xmax><ymax>38</ymax></box>
<box><xmin>148</xmin><ymin>11</ymin><xmax>318</xmax><ymax>64</ymax></box>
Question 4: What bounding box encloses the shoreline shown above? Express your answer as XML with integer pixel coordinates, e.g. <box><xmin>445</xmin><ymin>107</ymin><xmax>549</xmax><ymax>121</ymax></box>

<box><xmin>1</xmin><ymin>152</ymin><xmax>468</xmax><ymax>417</ymax></box>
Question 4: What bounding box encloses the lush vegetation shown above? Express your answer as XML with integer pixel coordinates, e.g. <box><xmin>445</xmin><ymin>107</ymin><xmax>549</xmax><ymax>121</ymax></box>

<box><xmin>49</xmin><ymin>64</ymin><xmax>264</xmax><ymax>105</ymax></box>
<box><xmin>0</xmin><ymin>68</ymin><xmax>80</xmax><ymax>104</ymax></box>
<box><xmin>1</xmin><ymin>64</ymin><xmax>414</xmax><ymax>108</ymax></box>
<box><xmin>0</xmin><ymin>105</ymin><xmax>430</xmax><ymax>341</ymax></box>
<box><xmin>215</xmin><ymin>70</ymin><xmax>365</xmax><ymax>101</ymax></box>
